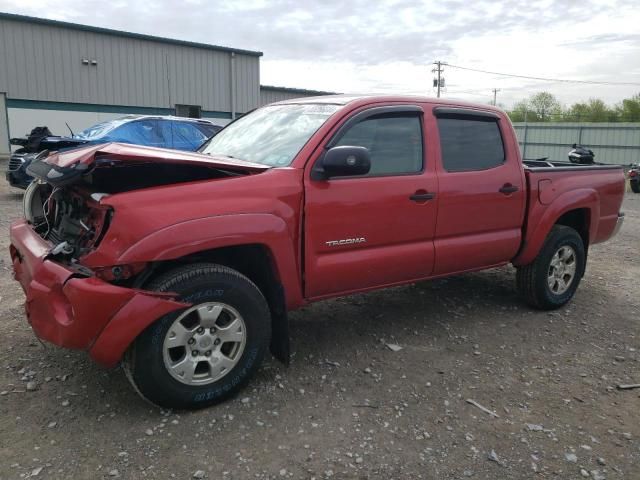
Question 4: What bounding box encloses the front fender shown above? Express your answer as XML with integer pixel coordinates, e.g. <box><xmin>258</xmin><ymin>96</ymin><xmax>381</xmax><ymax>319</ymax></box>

<box><xmin>512</xmin><ymin>188</ymin><xmax>599</xmax><ymax>266</ymax></box>
<box><xmin>117</xmin><ymin>214</ymin><xmax>304</xmax><ymax>309</ymax></box>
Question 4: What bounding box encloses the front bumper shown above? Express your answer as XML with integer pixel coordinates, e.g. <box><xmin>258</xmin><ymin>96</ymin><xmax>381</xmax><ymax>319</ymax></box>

<box><xmin>10</xmin><ymin>220</ymin><xmax>187</xmax><ymax>367</ymax></box>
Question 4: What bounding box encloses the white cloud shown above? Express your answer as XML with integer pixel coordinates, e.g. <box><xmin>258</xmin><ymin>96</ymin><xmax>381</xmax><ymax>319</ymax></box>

<box><xmin>1</xmin><ymin>0</ymin><xmax>639</xmax><ymax>108</ymax></box>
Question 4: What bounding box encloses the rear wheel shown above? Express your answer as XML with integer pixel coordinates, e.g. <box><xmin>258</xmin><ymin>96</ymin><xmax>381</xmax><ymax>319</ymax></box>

<box><xmin>631</xmin><ymin>179</ymin><xmax>640</xmax><ymax>193</ymax></box>
<box><xmin>123</xmin><ymin>263</ymin><xmax>271</xmax><ymax>409</ymax></box>
<box><xmin>516</xmin><ymin>225</ymin><xmax>586</xmax><ymax>310</ymax></box>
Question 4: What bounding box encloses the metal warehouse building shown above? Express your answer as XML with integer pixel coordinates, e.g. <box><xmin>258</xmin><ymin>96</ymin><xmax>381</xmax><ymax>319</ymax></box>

<box><xmin>259</xmin><ymin>85</ymin><xmax>335</xmax><ymax>106</ymax></box>
<box><xmin>0</xmin><ymin>12</ymin><xmax>331</xmax><ymax>158</ymax></box>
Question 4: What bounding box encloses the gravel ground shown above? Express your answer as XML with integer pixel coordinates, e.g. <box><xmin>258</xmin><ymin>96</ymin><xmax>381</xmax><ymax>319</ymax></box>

<box><xmin>0</xmin><ymin>178</ymin><xmax>638</xmax><ymax>480</ymax></box>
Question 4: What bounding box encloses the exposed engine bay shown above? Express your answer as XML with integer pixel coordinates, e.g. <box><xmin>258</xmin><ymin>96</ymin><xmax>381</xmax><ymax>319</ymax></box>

<box><xmin>23</xmin><ymin>182</ymin><xmax>110</xmax><ymax>259</ymax></box>
<box><xmin>24</xmin><ymin>161</ymin><xmax>249</xmax><ymax>260</ymax></box>
<box><xmin>22</xmin><ymin>143</ymin><xmax>267</xmax><ymax>262</ymax></box>
<box><xmin>85</xmin><ymin>161</ymin><xmax>235</xmax><ymax>193</ymax></box>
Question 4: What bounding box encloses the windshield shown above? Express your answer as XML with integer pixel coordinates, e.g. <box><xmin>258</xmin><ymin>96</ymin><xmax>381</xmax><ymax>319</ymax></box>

<box><xmin>75</xmin><ymin>118</ymin><xmax>129</xmax><ymax>140</ymax></box>
<box><xmin>201</xmin><ymin>104</ymin><xmax>341</xmax><ymax>166</ymax></box>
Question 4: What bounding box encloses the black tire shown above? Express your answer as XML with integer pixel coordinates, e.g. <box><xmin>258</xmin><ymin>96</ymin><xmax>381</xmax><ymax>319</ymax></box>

<box><xmin>516</xmin><ymin>225</ymin><xmax>586</xmax><ymax>310</ymax></box>
<box><xmin>631</xmin><ymin>180</ymin><xmax>640</xmax><ymax>193</ymax></box>
<box><xmin>123</xmin><ymin>263</ymin><xmax>271</xmax><ymax>409</ymax></box>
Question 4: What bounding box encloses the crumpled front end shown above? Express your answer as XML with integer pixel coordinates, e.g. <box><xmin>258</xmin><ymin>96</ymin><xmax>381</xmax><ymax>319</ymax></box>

<box><xmin>8</xmin><ymin>144</ymin><xmax>267</xmax><ymax>367</ymax></box>
<box><xmin>10</xmin><ymin>220</ymin><xmax>187</xmax><ymax>367</ymax></box>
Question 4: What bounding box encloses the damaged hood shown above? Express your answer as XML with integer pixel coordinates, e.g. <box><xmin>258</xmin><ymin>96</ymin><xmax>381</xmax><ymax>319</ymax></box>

<box><xmin>46</xmin><ymin>142</ymin><xmax>269</xmax><ymax>170</ymax></box>
<box><xmin>27</xmin><ymin>142</ymin><xmax>270</xmax><ymax>187</ymax></box>
<box><xmin>10</xmin><ymin>135</ymin><xmax>89</xmax><ymax>152</ymax></box>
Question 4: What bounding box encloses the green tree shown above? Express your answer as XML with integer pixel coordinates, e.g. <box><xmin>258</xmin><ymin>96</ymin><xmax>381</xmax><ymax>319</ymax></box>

<box><xmin>527</xmin><ymin>92</ymin><xmax>562</xmax><ymax>121</ymax></box>
<box><xmin>566</xmin><ymin>102</ymin><xmax>589</xmax><ymax>122</ymax></box>
<box><xmin>507</xmin><ymin>100</ymin><xmax>529</xmax><ymax>122</ymax></box>
<box><xmin>509</xmin><ymin>92</ymin><xmax>640</xmax><ymax>123</ymax></box>
<box><xmin>586</xmin><ymin>99</ymin><xmax>612</xmax><ymax>122</ymax></box>
<box><xmin>566</xmin><ymin>98</ymin><xmax>619</xmax><ymax>122</ymax></box>
<box><xmin>617</xmin><ymin>93</ymin><xmax>640</xmax><ymax>122</ymax></box>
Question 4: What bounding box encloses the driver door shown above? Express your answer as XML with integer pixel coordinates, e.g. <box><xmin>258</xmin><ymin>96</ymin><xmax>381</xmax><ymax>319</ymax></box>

<box><xmin>303</xmin><ymin>105</ymin><xmax>439</xmax><ymax>299</ymax></box>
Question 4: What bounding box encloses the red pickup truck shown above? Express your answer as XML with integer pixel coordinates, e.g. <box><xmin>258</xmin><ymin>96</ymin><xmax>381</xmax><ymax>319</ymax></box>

<box><xmin>10</xmin><ymin>95</ymin><xmax>625</xmax><ymax>409</ymax></box>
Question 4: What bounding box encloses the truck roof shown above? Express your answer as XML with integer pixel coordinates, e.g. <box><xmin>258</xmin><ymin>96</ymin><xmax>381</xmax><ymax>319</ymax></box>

<box><xmin>273</xmin><ymin>94</ymin><xmax>505</xmax><ymax>113</ymax></box>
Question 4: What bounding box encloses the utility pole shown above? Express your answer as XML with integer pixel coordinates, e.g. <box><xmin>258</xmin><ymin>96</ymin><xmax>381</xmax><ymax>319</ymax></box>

<box><xmin>432</xmin><ymin>61</ymin><xmax>446</xmax><ymax>98</ymax></box>
<box><xmin>492</xmin><ymin>88</ymin><xmax>500</xmax><ymax>106</ymax></box>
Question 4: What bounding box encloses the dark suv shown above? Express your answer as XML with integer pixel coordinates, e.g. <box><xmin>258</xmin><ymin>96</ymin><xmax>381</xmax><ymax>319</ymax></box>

<box><xmin>630</xmin><ymin>163</ymin><xmax>640</xmax><ymax>193</ymax></box>
<box><xmin>6</xmin><ymin>115</ymin><xmax>222</xmax><ymax>189</ymax></box>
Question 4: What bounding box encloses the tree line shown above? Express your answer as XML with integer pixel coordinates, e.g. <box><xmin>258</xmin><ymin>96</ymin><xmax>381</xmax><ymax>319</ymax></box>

<box><xmin>507</xmin><ymin>92</ymin><xmax>640</xmax><ymax>122</ymax></box>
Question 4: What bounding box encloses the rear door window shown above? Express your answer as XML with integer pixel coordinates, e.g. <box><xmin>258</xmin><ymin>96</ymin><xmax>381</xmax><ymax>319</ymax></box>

<box><xmin>335</xmin><ymin>113</ymin><xmax>423</xmax><ymax>176</ymax></box>
<box><xmin>437</xmin><ymin>117</ymin><xmax>505</xmax><ymax>172</ymax></box>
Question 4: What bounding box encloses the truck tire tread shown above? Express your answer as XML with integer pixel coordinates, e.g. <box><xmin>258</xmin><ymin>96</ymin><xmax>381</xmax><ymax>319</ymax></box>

<box><xmin>516</xmin><ymin>225</ymin><xmax>585</xmax><ymax>310</ymax></box>
<box><xmin>123</xmin><ymin>262</ymin><xmax>271</xmax><ymax>410</ymax></box>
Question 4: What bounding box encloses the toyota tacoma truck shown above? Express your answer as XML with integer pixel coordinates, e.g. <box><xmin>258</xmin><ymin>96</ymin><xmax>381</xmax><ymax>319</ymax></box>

<box><xmin>9</xmin><ymin>95</ymin><xmax>626</xmax><ymax>409</ymax></box>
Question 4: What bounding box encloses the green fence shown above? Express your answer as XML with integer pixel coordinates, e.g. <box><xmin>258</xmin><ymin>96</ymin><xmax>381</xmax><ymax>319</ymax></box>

<box><xmin>512</xmin><ymin>123</ymin><xmax>640</xmax><ymax>165</ymax></box>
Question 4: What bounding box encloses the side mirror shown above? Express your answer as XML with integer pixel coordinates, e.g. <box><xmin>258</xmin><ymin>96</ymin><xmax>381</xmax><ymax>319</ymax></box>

<box><xmin>313</xmin><ymin>146</ymin><xmax>371</xmax><ymax>180</ymax></box>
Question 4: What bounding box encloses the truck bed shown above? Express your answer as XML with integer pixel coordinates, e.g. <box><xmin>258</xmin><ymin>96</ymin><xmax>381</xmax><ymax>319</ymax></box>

<box><xmin>523</xmin><ymin>159</ymin><xmax>623</xmax><ymax>171</ymax></box>
<box><xmin>514</xmin><ymin>163</ymin><xmax>625</xmax><ymax>266</ymax></box>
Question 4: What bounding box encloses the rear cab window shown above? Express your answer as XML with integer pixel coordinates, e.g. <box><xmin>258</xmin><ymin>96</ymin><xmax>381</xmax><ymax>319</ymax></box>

<box><xmin>435</xmin><ymin>110</ymin><xmax>505</xmax><ymax>172</ymax></box>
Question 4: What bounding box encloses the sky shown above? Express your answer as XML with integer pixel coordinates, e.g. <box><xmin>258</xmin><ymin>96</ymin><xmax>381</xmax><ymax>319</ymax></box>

<box><xmin>1</xmin><ymin>0</ymin><xmax>640</xmax><ymax>108</ymax></box>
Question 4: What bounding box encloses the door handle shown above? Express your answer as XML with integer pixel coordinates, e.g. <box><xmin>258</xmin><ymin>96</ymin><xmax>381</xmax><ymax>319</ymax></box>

<box><xmin>409</xmin><ymin>192</ymin><xmax>436</xmax><ymax>202</ymax></box>
<box><xmin>499</xmin><ymin>184</ymin><xmax>519</xmax><ymax>194</ymax></box>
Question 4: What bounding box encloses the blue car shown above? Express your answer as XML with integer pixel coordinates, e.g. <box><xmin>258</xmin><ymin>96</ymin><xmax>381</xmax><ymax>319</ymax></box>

<box><xmin>6</xmin><ymin>115</ymin><xmax>222</xmax><ymax>189</ymax></box>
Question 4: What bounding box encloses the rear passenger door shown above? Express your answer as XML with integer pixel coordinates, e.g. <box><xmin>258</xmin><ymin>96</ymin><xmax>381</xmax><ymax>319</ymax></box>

<box><xmin>432</xmin><ymin>107</ymin><xmax>525</xmax><ymax>275</ymax></box>
<box><xmin>304</xmin><ymin>106</ymin><xmax>438</xmax><ymax>299</ymax></box>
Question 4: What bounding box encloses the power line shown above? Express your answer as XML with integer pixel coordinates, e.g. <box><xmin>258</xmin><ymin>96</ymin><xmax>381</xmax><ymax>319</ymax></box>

<box><xmin>447</xmin><ymin>63</ymin><xmax>640</xmax><ymax>87</ymax></box>
<box><xmin>447</xmin><ymin>90</ymin><xmax>491</xmax><ymax>98</ymax></box>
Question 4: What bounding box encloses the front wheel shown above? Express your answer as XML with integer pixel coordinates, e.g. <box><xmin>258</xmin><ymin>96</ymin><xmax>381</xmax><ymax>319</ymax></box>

<box><xmin>516</xmin><ymin>225</ymin><xmax>586</xmax><ymax>310</ymax></box>
<box><xmin>631</xmin><ymin>179</ymin><xmax>640</xmax><ymax>193</ymax></box>
<box><xmin>123</xmin><ymin>263</ymin><xmax>271</xmax><ymax>409</ymax></box>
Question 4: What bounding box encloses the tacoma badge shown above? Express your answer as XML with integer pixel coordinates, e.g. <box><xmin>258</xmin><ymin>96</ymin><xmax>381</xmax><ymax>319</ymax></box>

<box><xmin>325</xmin><ymin>237</ymin><xmax>366</xmax><ymax>247</ymax></box>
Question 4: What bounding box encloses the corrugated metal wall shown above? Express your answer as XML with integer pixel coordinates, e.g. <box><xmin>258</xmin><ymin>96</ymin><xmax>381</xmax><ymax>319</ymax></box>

<box><xmin>0</xmin><ymin>92</ymin><xmax>8</xmax><ymax>157</ymax></box>
<box><xmin>259</xmin><ymin>87</ymin><xmax>332</xmax><ymax>107</ymax></box>
<box><xmin>0</xmin><ymin>16</ymin><xmax>260</xmax><ymax>114</ymax></box>
<box><xmin>234</xmin><ymin>54</ymin><xmax>260</xmax><ymax>113</ymax></box>
<box><xmin>513</xmin><ymin>123</ymin><xmax>640</xmax><ymax>165</ymax></box>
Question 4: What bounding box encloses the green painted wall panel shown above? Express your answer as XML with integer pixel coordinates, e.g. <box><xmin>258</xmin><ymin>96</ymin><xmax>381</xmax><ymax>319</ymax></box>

<box><xmin>513</xmin><ymin>123</ymin><xmax>640</xmax><ymax>165</ymax></box>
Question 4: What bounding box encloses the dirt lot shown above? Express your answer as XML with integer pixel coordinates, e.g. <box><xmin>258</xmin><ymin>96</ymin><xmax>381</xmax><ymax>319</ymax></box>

<box><xmin>0</xmin><ymin>178</ymin><xmax>638</xmax><ymax>480</ymax></box>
